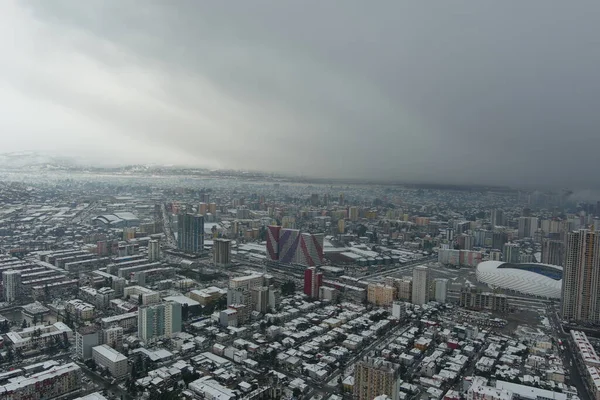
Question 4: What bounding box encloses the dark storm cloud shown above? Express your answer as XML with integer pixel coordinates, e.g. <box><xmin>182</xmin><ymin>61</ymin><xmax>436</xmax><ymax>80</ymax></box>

<box><xmin>4</xmin><ymin>1</ymin><xmax>600</xmax><ymax>187</ymax></box>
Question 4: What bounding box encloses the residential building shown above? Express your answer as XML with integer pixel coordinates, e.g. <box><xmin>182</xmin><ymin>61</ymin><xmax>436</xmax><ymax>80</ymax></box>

<box><xmin>518</xmin><ymin>217</ymin><xmax>538</xmax><ymax>239</ymax></box>
<box><xmin>148</xmin><ymin>239</ymin><xmax>160</xmax><ymax>262</ymax></box>
<box><xmin>3</xmin><ymin>269</ymin><xmax>21</xmax><ymax>303</ymax></box>
<box><xmin>0</xmin><ymin>363</ymin><xmax>82</xmax><ymax>400</ymax></box>
<box><xmin>434</xmin><ymin>278</ymin><xmax>448</xmax><ymax>303</ymax></box>
<box><xmin>502</xmin><ymin>243</ymin><xmax>520</xmax><ymax>264</ymax></box>
<box><xmin>123</xmin><ymin>286</ymin><xmax>160</xmax><ymax>305</ymax></box>
<box><xmin>177</xmin><ymin>213</ymin><xmax>204</xmax><ymax>253</ymax></box>
<box><xmin>490</xmin><ymin>209</ymin><xmax>504</xmax><ymax>228</ymax></box>
<box><xmin>66</xmin><ymin>299</ymin><xmax>95</xmax><ymax>321</ymax></box>
<box><xmin>6</xmin><ymin>322</ymin><xmax>73</xmax><ymax>351</ymax></box>
<box><xmin>561</xmin><ymin>229</ymin><xmax>600</xmax><ymax>323</ymax></box>
<box><xmin>188</xmin><ymin>286</ymin><xmax>227</xmax><ymax>306</ymax></box>
<box><xmin>219</xmin><ymin>309</ymin><xmax>238</xmax><ymax>328</ymax></box>
<box><xmin>103</xmin><ymin>326</ymin><xmax>124</xmax><ymax>350</ymax></box>
<box><xmin>138</xmin><ymin>301</ymin><xmax>182</xmax><ymax>343</ymax></box>
<box><xmin>354</xmin><ymin>357</ymin><xmax>400</xmax><ymax>400</ymax></box>
<box><xmin>76</xmin><ymin>326</ymin><xmax>101</xmax><ymax>360</ymax></box>
<box><xmin>100</xmin><ymin>312</ymin><xmax>138</xmax><ymax>330</ymax></box>
<box><xmin>412</xmin><ymin>266</ymin><xmax>430</xmax><ymax>306</ymax></box>
<box><xmin>266</xmin><ymin>227</ymin><xmax>324</xmax><ymax>266</ymax></box>
<box><xmin>213</xmin><ymin>238</ymin><xmax>232</xmax><ymax>266</ymax></box>
<box><xmin>92</xmin><ymin>345</ymin><xmax>128</xmax><ymax>378</ymax></box>
<box><xmin>349</xmin><ymin>207</ymin><xmax>359</xmax><ymax>222</ymax></box>
<box><xmin>367</xmin><ymin>283</ymin><xmax>396</xmax><ymax>306</ymax></box>
<box><xmin>542</xmin><ymin>238</ymin><xmax>565</xmax><ymax>266</ymax></box>
<box><xmin>392</xmin><ymin>301</ymin><xmax>406</xmax><ymax>320</ymax></box>
<box><xmin>304</xmin><ymin>267</ymin><xmax>323</xmax><ymax>298</ymax></box>
<box><xmin>251</xmin><ymin>286</ymin><xmax>269</xmax><ymax>313</ymax></box>
<box><xmin>459</xmin><ymin>288</ymin><xmax>509</xmax><ymax>313</ymax></box>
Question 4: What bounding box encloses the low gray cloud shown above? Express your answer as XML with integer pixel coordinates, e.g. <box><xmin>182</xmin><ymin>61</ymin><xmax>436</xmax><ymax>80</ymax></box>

<box><xmin>1</xmin><ymin>1</ymin><xmax>599</xmax><ymax>188</ymax></box>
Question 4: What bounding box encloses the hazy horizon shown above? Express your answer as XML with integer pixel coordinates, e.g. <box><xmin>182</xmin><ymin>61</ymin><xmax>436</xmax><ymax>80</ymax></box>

<box><xmin>1</xmin><ymin>1</ymin><xmax>600</xmax><ymax>188</ymax></box>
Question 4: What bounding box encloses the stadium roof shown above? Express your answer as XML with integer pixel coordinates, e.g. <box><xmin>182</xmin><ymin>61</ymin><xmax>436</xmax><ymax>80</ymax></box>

<box><xmin>476</xmin><ymin>261</ymin><xmax>562</xmax><ymax>299</ymax></box>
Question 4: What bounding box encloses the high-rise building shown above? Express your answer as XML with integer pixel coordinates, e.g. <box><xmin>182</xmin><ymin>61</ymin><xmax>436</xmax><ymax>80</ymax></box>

<box><xmin>304</xmin><ymin>267</ymin><xmax>323</xmax><ymax>298</ymax></box>
<box><xmin>148</xmin><ymin>239</ymin><xmax>160</xmax><ymax>262</ymax></box>
<box><xmin>266</xmin><ymin>225</ymin><xmax>281</xmax><ymax>261</ymax></box>
<box><xmin>76</xmin><ymin>326</ymin><xmax>100</xmax><ymax>360</ymax></box>
<box><xmin>518</xmin><ymin>217</ymin><xmax>538</xmax><ymax>239</ymax></box>
<box><xmin>412</xmin><ymin>266</ymin><xmax>429</xmax><ymax>306</ymax></box>
<box><xmin>177</xmin><ymin>213</ymin><xmax>204</xmax><ymax>253</ymax></box>
<box><xmin>295</xmin><ymin>233</ymin><xmax>324</xmax><ymax>267</ymax></box>
<box><xmin>311</xmin><ymin>193</ymin><xmax>319</xmax><ymax>207</ymax></box>
<box><xmin>199</xmin><ymin>202</ymin><xmax>208</xmax><ymax>215</ymax></box>
<box><xmin>561</xmin><ymin>229</ymin><xmax>600</xmax><ymax>323</ymax></box>
<box><xmin>251</xmin><ymin>286</ymin><xmax>270</xmax><ymax>313</ymax></box>
<box><xmin>491</xmin><ymin>231</ymin><xmax>508</xmax><ymax>251</ymax></box>
<box><xmin>354</xmin><ymin>357</ymin><xmax>401</xmax><ymax>400</ymax></box>
<box><xmin>490</xmin><ymin>209</ymin><xmax>504</xmax><ymax>227</ymax></box>
<box><xmin>338</xmin><ymin>219</ymin><xmax>345</xmax><ymax>234</ymax></box>
<box><xmin>434</xmin><ymin>278</ymin><xmax>448</xmax><ymax>303</ymax></box>
<box><xmin>208</xmin><ymin>203</ymin><xmax>217</xmax><ymax>215</ymax></box>
<box><xmin>138</xmin><ymin>301</ymin><xmax>182</xmax><ymax>343</ymax></box>
<box><xmin>457</xmin><ymin>234</ymin><xmax>475</xmax><ymax>250</ymax></box>
<box><xmin>349</xmin><ymin>206</ymin><xmax>359</xmax><ymax>222</ymax></box>
<box><xmin>3</xmin><ymin>269</ymin><xmax>21</xmax><ymax>303</ymax></box>
<box><xmin>266</xmin><ymin>227</ymin><xmax>324</xmax><ymax>267</ymax></box>
<box><xmin>541</xmin><ymin>238</ymin><xmax>565</xmax><ymax>266</ymax></box>
<box><xmin>502</xmin><ymin>243</ymin><xmax>521</xmax><ymax>263</ymax></box>
<box><xmin>213</xmin><ymin>238</ymin><xmax>232</xmax><ymax>266</ymax></box>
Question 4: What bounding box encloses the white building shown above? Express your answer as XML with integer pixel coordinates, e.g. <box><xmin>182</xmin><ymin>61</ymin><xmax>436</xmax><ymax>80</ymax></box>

<box><xmin>6</xmin><ymin>322</ymin><xmax>72</xmax><ymax>350</ymax></box>
<box><xmin>92</xmin><ymin>344</ymin><xmax>128</xmax><ymax>378</ymax></box>
<box><xmin>123</xmin><ymin>286</ymin><xmax>160</xmax><ymax>305</ymax></box>
<box><xmin>189</xmin><ymin>376</ymin><xmax>237</xmax><ymax>400</ymax></box>
<box><xmin>0</xmin><ymin>362</ymin><xmax>82</xmax><ymax>400</ymax></box>
<box><xmin>434</xmin><ymin>278</ymin><xmax>448</xmax><ymax>303</ymax></box>
<box><xmin>3</xmin><ymin>269</ymin><xmax>21</xmax><ymax>303</ymax></box>
<box><xmin>412</xmin><ymin>266</ymin><xmax>429</xmax><ymax>306</ymax></box>
<box><xmin>392</xmin><ymin>301</ymin><xmax>407</xmax><ymax>320</ymax></box>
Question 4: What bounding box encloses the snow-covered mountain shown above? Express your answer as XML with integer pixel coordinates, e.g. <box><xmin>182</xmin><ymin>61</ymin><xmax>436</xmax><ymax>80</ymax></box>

<box><xmin>0</xmin><ymin>151</ymin><xmax>81</xmax><ymax>169</ymax></box>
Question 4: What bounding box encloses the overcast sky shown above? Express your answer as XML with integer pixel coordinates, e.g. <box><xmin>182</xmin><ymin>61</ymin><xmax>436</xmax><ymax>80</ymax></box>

<box><xmin>1</xmin><ymin>1</ymin><xmax>599</xmax><ymax>187</ymax></box>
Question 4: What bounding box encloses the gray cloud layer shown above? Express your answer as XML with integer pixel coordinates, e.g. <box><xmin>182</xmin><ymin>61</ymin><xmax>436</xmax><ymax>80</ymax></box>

<box><xmin>1</xmin><ymin>1</ymin><xmax>599</xmax><ymax>187</ymax></box>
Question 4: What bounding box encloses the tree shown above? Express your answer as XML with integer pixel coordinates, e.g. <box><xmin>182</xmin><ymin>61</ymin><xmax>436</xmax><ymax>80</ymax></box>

<box><xmin>32</xmin><ymin>314</ymin><xmax>38</xmax><ymax>326</ymax></box>
<box><xmin>292</xmin><ymin>388</ymin><xmax>302</xmax><ymax>398</ymax></box>
<box><xmin>21</xmin><ymin>319</ymin><xmax>27</xmax><ymax>329</ymax></box>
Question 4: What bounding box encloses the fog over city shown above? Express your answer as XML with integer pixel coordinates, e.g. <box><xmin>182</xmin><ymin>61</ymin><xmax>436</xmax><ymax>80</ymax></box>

<box><xmin>1</xmin><ymin>1</ymin><xmax>600</xmax><ymax>187</ymax></box>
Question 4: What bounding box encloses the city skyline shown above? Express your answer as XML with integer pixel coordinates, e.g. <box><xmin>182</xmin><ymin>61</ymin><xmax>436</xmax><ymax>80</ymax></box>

<box><xmin>1</xmin><ymin>1</ymin><xmax>600</xmax><ymax>188</ymax></box>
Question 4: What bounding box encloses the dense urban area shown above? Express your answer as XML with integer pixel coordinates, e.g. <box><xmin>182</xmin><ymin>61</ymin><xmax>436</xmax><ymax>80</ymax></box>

<box><xmin>0</xmin><ymin>162</ymin><xmax>600</xmax><ymax>400</ymax></box>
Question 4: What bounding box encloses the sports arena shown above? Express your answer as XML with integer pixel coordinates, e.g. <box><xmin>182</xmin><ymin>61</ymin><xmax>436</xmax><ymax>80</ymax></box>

<box><xmin>475</xmin><ymin>260</ymin><xmax>562</xmax><ymax>299</ymax></box>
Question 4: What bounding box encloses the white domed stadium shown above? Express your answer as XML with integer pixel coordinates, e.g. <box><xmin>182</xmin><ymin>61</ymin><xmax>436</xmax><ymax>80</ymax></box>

<box><xmin>476</xmin><ymin>260</ymin><xmax>562</xmax><ymax>299</ymax></box>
